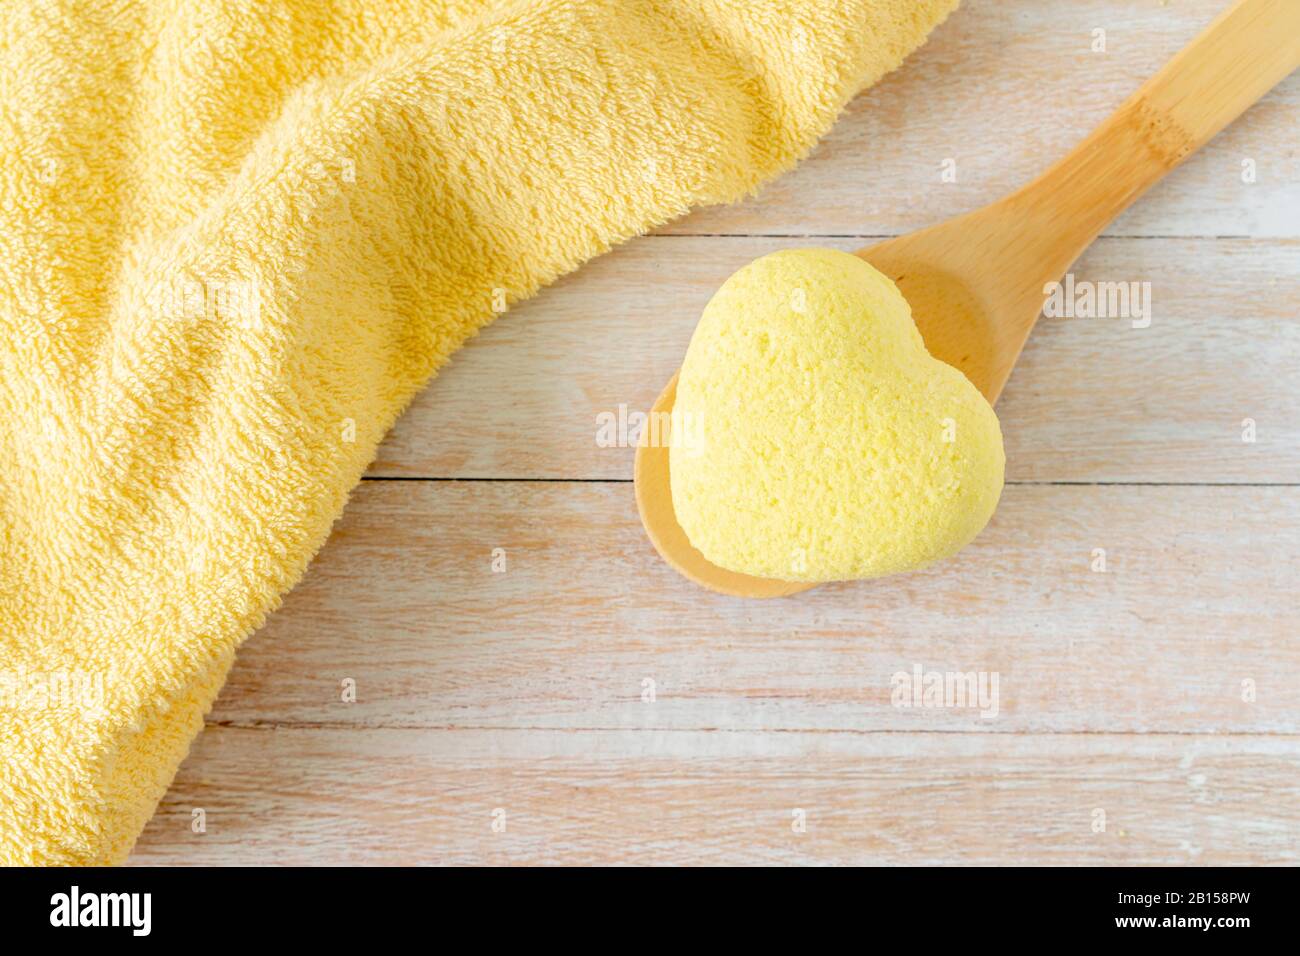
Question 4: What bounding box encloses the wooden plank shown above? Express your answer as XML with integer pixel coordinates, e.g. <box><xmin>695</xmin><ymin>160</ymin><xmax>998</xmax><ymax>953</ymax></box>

<box><xmin>208</xmin><ymin>480</ymin><xmax>1300</xmax><ymax>734</ymax></box>
<box><xmin>662</xmin><ymin>0</ymin><xmax>1300</xmax><ymax>238</ymax></box>
<box><xmin>373</xmin><ymin>235</ymin><xmax>1300</xmax><ymax>482</ymax></box>
<box><xmin>129</xmin><ymin>727</ymin><xmax>1300</xmax><ymax>865</ymax></box>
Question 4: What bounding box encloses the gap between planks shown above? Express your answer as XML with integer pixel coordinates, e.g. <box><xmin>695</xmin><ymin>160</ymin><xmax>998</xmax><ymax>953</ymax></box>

<box><xmin>358</xmin><ymin>477</ymin><xmax>1300</xmax><ymax>486</ymax></box>
<box><xmin>203</xmin><ymin>721</ymin><xmax>1300</xmax><ymax>737</ymax></box>
<box><xmin>653</xmin><ymin>233</ymin><xmax>1264</xmax><ymax>240</ymax></box>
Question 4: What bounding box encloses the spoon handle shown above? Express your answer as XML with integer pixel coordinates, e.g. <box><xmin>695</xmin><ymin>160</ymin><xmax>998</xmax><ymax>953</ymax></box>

<box><xmin>1012</xmin><ymin>0</ymin><xmax>1300</xmax><ymax>259</ymax></box>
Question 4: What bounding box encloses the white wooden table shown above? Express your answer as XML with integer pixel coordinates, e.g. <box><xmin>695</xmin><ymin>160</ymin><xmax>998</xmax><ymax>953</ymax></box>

<box><xmin>131</xmin><ymin>0</ymin><xmax>1300</xmax><ymax>865</ymax></box>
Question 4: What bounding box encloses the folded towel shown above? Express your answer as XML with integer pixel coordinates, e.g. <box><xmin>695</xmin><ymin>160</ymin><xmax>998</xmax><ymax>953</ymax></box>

<box><xmin>0</xmin><ymin>0</ymin><xmax>957</xmax><ymax>864</ymax></box>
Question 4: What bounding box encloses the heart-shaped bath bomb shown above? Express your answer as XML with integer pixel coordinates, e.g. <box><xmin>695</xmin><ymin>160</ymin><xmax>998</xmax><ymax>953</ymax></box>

<box><xmin>670</xmin><ymin>248</ymin><xmax>1005</xmax><ymax>582</ymax></box>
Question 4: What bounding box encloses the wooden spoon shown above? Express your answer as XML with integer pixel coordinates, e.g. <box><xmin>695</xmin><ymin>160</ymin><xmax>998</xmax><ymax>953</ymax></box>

<box><xmin>635</xmin><ymin>0</ymin><xmax>1300</xmax><ymax>598</ymax></box>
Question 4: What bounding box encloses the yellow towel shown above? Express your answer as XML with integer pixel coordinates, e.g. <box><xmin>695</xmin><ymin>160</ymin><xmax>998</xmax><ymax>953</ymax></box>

<box><xmin>0</xmin><ymin>0</ymin><xmax>956</xmax><ymax>864</ymax></box>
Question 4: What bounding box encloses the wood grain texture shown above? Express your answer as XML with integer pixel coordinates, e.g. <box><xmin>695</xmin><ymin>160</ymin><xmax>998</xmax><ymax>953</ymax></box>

<box><xmin>662</xmin><ymin>0</ymin><xmax>1300</xmax><ymax>238</ymax></box>
<box><xmin>203</xmin><ymin>481</ymin><xmax>1300</xmax><ymax>734</ymax></box>
<box><xmin>126</xmin><ymin>0</ymin><xmax>1300</xmax><ymax>865</ymax></box>
<box><xmin>130</xmin><ymin>728</ymin><xmax>1300</xmax><ymax>865</ymax></box>
<box><xmin>373</xmin><ymin>235</ymin><xmax>1300</xmax><ymax>482</ymax></box>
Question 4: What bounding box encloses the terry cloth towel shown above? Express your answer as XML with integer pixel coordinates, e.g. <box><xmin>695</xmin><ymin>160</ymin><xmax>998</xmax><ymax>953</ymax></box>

<box><xmin>0</xmin><ymin>0</ymin><xmax>957</xmax><ymax>864</ymax></box>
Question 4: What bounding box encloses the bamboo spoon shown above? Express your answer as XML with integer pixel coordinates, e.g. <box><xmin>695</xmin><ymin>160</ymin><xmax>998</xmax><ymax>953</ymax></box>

<box><xmin>635</xmin><ymin>0</ymin><xmax>1300</xmax><ymax>598</ymax></box>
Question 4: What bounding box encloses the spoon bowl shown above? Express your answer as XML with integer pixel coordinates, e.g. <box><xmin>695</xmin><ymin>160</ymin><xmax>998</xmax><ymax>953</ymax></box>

<box><xmin>634</xmin><ymin>236</ymin><xmax>1008</xmax><ymax>599</ymax></box>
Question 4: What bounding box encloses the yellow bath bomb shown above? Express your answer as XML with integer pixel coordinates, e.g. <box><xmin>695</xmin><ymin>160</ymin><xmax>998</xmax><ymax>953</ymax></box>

<box><xmin>671</xmin><ymin>248</ymin><xmax>1004</xmax><ymax>582</ymax></box>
